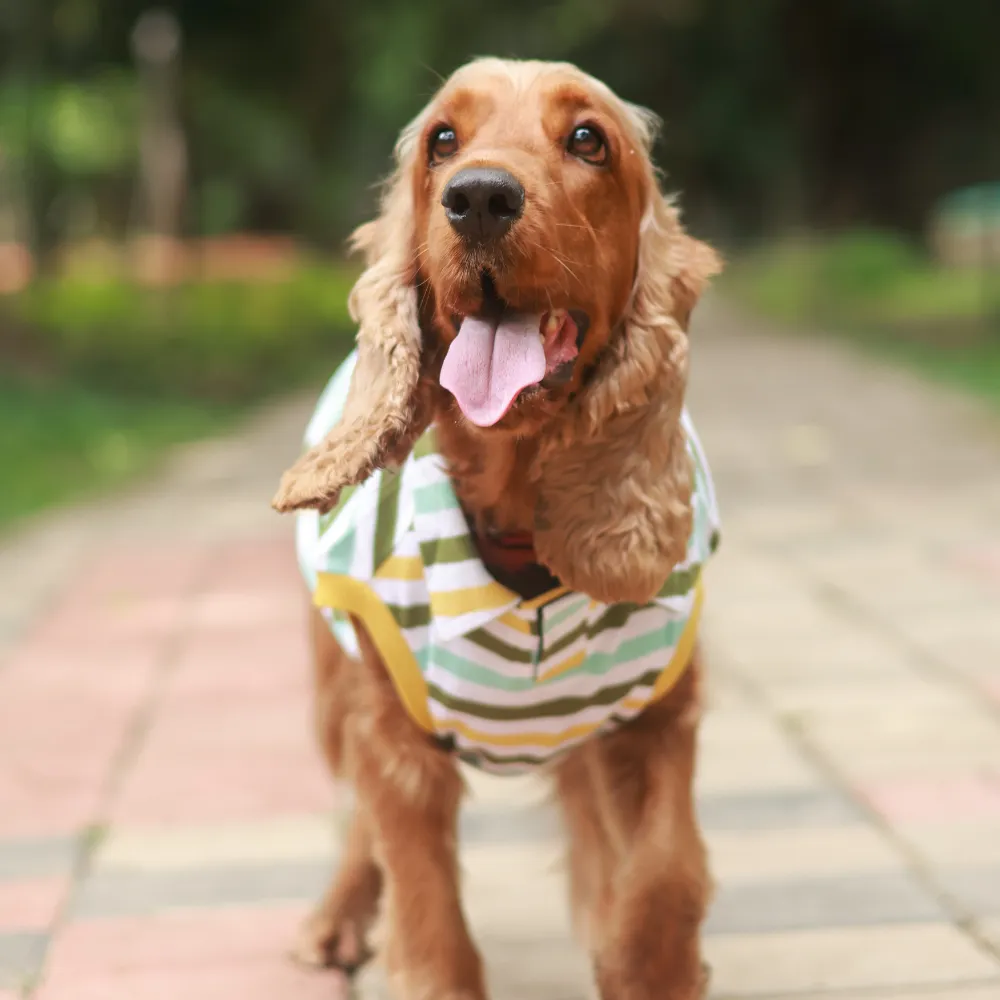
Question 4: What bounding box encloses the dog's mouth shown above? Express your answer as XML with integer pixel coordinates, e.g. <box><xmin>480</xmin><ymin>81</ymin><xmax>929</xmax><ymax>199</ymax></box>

<box><xmin>441</xmin><ymin>273</ymin><xmax>589</xmax><ymax>427</ymax></box>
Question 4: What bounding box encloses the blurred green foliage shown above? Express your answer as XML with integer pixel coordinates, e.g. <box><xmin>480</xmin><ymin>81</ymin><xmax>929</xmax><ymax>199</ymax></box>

<box><xmin>726</xmin><ymin>232</ymin><xmax>1000</xmax><ymax>403</ymax></box>
<box><xmin>730</xmin><ymin>232</ymin><xmax>997</xmax><ymax>328</ymax></box>
<box><xmin>4</xmin><ymin>0</ymin><xmax>1000</xmax><ymax>245</ymax></box>
<box><xmin>0</xmin><ymin>262</ymin><xmax>357</xmax><ymax>527</ymax></box>
<box><xmin>0</xmin><ymin>375</ymin><xmax>232</xmax><ymax>525</ymax></box>
<box><xmin>4</xmin><ymin>265</ymin><xmax>357</xmax><ymax>400</ymax></box>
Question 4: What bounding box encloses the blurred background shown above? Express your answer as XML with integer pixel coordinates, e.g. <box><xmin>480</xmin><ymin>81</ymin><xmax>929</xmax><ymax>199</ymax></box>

<box><xmin>1</xmin><ymin>0</ymin><xmax>999</xmax><ymax>529</ymax></box>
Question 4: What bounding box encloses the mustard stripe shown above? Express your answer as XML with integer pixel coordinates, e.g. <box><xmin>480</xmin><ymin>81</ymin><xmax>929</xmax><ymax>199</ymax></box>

<box><xmin>313</xmin><ymin>573</ymin><xmax>434</xmax><ymax>732</ymax></box>
<box><xmin>430</xmin><ymin>582</ymin><xmax>516</xmax><ymax>617</ymax></box>
<box><xmin>497</xmin><ymin>611</ymin><xmax>534</xmax><ymax>635</ymax></box>
<box><xmin>447</xmin><ymin>714</ymin><xmax>604</xmax><ymax>749</ymax></box>
<box><xmin>374</xmin><ymin>555</ymin><xmax>424</xmax><ymax>581</ymax></box>
<box><xmin>519</xmin><ymin>586</ymin><xmax>571</xmax><ymax>611</ymax></box>
<box><xmin>536</xmin><ymin>649</ymin><xmax>587</xmax><ymax>683</ymax></box>
<box><xmin>650</xmin><ymin>579</ymin><xmax>704</xmax><ymax>701</ymax></box>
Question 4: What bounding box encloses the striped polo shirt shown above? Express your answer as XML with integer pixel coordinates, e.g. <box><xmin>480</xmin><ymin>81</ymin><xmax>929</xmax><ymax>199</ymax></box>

<box><xmin>295</xmin><ymin>350</ymin><xmax>720</xmax><ymax>775</ymax></box>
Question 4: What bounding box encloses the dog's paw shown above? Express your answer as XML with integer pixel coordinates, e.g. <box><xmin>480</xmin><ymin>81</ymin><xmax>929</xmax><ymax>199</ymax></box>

<box><xmin>291</xmin><ymin>915</ymin><xmax>373</xmax><ymax>974</ymax></box>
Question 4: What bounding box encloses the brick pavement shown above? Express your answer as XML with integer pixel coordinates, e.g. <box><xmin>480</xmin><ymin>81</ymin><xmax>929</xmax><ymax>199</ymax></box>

<box><xmin>1</xmin><ymin>298</ymin><xmax>999</xmax><ymax>998</ymax></box>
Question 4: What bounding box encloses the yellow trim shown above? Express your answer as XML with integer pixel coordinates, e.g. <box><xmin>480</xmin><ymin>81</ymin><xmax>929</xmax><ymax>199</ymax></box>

<box><xmin>430</xmin><ymin>582</ymin><xmax>516</xmax><ymax>618</ymax></box>
<box><xmin>374</xmin><ymin>555</ymin><xmax>424</xmax><ymax>581</ymax></box>
<box><xmin>497</xmin><ymin>610</ymin><xmax>533</xmax><ymax>635</ymax></box>
<box><xmin>444</xmin><ymin>714</ymin><xmax>604</xmax><ymax>749</ymax></box>
<box><xmin>536</xmin><ymin>649</ymin><xmax>587</xmax><ymax>683</ymax></box>
<box><xmin>520</xmin><ymin>586</ymin><xmax>571</xmax><ymax>611</ymax></box>
<box><xmin>650</xmin><ymin>579</ymin><xmax>705</xmax><ymax>701</ymax></box>
<box><xmin>313</xmin><ymin>573</ymin><xmax>434</xmax><ymax>733</ymax></box>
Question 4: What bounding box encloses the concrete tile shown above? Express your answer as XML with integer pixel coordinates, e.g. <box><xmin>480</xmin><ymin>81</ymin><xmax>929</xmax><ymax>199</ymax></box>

<box><xmin>0</xmin><ymin>879</ymin><xmax>68</xmax><ymax>933</ymax></box>
<box><xmin>94</xmin><ymin>816</ymin><xmax>337</xmax><ymax>872</ymax></box>
<box><xmin>696</xmin><ymin>742</ymin><xmax>826</xmax><ymax>796</ymax></box>
<box><xmin>36</xmin><ymin>958</ymin><xmax>336</xmax><ymax>1000</ymax></box>
<box><xmin>979</xmin><ymin>917</ymin><xmax>1000</xmax><ymax>952</ymax></box>
<box><xmin>697</xmin><ymin>788</ymin><xmax>862</xmax><ymax>831</ymax></box>
<box><xmin>37</xmin><ymin>905</ymin><xmax>307</xmax><ymax>980</ymax></box>
<box><xmin>707</xmin><ymin>825</ymin><xmax>907</xmax><ymax>882</ymax></box>
<box><xmin>0</xmin><ymin>837</ymin><xmax>79</xmax><ymax>882</ymax></box>
<box><xmin>778</xmin><ymin>989</ymin><xmax>1000</xmax><ymax>1000</ymax></box>
<box><xmin>706</xmin><ymin>923</ymin><xmax>999</xmax><ymax>996</ymax></box>
<box><xmin>706</xmin><ymin>872</ymin><xmax>947</xmax><ymax>934</ymax></box>
<box><xmin>0</xmin><ymin>932</ymin><xmax>47</xmax><ymax>991</ymax></box>
<box><xmin>899</xmin><ymin>821</ymin><xmax>1000</xmax><ymax>867</ymax></box>
<box><xmin>72</xmin><ymin>860</ymin><xmax>335</xmax><ymax>918</ymax></box>
<box><xmin>935</xmin><ymin>867</ymin><xmax>1000</xmax><ymax>918</ymax></box>
<box><xmin>862</xmin><ymin>774</ymin><xmax>1000</xmax><ymax>824</ymax></box>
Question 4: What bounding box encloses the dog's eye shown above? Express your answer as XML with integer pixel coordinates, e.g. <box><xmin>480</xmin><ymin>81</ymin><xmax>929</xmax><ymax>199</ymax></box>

<box><xmin>567</xmin><ymin>125</ymin><xmax>608</xmax><ymax>165</ymax></box>
<box><xmin>429</xmin><ymin>126</ymin><xmax>459</xmax><ymax>165</ymax></box>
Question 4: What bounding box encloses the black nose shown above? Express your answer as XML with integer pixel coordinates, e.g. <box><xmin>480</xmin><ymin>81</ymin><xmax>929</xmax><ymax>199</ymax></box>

<box><xmin>441</xmin><ymin>167</ymin><xmax>525</xmax><ymax>243</ymax></box>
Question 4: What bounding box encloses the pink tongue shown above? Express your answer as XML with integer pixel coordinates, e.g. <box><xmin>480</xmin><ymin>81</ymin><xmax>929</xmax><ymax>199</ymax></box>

<box><xmin>440</xmin><ymin>314</ymin><xmax>545</xmax><ymax>427</ymax></box>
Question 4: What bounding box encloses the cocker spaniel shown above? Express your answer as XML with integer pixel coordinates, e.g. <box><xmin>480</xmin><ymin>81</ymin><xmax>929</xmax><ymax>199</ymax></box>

<box><xmin>274</xmin><ymin>57</ymin><xmax>722</xmax><ymax>1000</ymax></box>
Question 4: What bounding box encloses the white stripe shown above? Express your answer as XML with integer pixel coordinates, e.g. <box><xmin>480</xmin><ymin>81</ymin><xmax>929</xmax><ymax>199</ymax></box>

<box><xmin>425</xmin><ymin>651</ymin><xmax>661</xmax><ymax>709</ymax></box>
<box><xmin>371</xmin><ymin>577</ymin><xmax>428</xmax><ymax>609</ymax></box>
<box><xmin>433</xmin><ymin>685</ymin><xmax>658</xmax><ymax>751</ymax></box>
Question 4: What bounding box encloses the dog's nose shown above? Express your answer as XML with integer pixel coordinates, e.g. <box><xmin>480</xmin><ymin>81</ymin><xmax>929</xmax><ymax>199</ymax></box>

<box><xmin>441</xmin><ymin>167</ymin><xmax>524</xmax><ymax>243</ymax></box>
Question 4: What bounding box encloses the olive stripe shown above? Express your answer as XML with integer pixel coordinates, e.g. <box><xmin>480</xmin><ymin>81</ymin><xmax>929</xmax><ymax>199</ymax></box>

<box><xmin>426</xmin><ymin>666</ymin><xmax>662</xmax><ymax>722</ymax></box>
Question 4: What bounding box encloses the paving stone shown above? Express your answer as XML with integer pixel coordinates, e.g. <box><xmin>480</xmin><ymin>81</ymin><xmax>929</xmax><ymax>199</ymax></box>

<box><xmin>0</xmin><ymin>878</ymin><xmax>68</xmax><ymax>933</ymax></box>
<box><xmin>696</xmin><ymin>788</ymin><xmax>862</xmax><ymax>831</ymax></box>
<box><xmin>0</xmin><ymin>932</ymin><xmax>47</xmax><ymax>991</ymax></box>
<box><xmin>707</xmin><ymin>825</ymin><xmax>907</xmax><ymax>882</ymax></box>
<box><xmin>773</xmin><ymin>985</ymin><xmax>1000</xmax><ymax>1000</ymax></box>
<box><xmin>862</xmin><ymin>774</ymin><xmax>1000</xmax><ymax>824</ymax></box>
<box><xmin>706</xmin><ymin>872</ymin><xmax>947</xmax><ymax>934</ymax></box>
<box><xmin>72</xmin><ymin>860</ymin><xmax>336</xmax><ymax>918</ymax></box>
<box><xmin>705</xmin><ymin>923</ymin><xmax>1000</xmax><ymax>996</ymax></box>
<box><xmin>899</xmin><ymin>821</ymin><xmax>1000</xmax><ymax>867</ymax></box>
<box><xmin>934</xmin><ymin>867</ymin><xmax>1000</xmax><ymax>919</ymax></box>
<box><xmin>0</xmin><ymin>838</ymin><xmax>79</xmax><ymax>882</ymax></box>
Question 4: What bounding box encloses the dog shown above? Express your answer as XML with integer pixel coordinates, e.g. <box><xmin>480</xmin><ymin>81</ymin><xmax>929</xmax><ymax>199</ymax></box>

<box><xmin>273</xmin><ymin>57</ymin><xmax>722</xmax><ymax>1000</ymax></box>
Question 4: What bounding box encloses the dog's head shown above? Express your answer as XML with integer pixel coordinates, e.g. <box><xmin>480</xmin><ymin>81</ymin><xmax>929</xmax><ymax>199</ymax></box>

<box><xmin>274</xmin><ymin>59</ymin><xmax>721</xmax><ymax>603</ymax></box>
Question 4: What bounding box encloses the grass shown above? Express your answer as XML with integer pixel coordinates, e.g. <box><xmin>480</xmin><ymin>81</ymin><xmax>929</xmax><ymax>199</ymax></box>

<box><xmin>0</xmin><ymin>375</ymin><xmax>239</xmax><ymax>527</ymax></box>
<box><xmin>1</xmin><ymin>260</ymin><xmax>358</xmax><ymax>530</ymax></box>
<box><xmin>724</xmin><ymin>231</ymin><xmax>1000</xmax><ymax>406</ymax></box>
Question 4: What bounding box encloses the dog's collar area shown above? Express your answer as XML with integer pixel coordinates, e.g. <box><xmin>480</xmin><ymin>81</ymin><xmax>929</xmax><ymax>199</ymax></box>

<box><xmin>468</xmin><ymin>525</ymin><xmax>563</xmax><ymax>601</ymax></box>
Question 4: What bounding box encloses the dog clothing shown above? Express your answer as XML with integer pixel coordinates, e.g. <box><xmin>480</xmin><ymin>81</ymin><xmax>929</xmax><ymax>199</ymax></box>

<box><xmin>296</xmin><ymin>350</ymin><xmax>720</xmax><ymax>775</ymax></box>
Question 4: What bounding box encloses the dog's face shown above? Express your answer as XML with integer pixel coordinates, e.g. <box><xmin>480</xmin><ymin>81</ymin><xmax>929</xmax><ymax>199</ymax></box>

<box><xmin>408</xmin><ymin>61</ymin><xmax>652</xmax><ymax>432</ymax></box>
<box><xmin>274</xmin><ymin>58</ymin><xmax>721</xmax><ymax>603</ymax></box>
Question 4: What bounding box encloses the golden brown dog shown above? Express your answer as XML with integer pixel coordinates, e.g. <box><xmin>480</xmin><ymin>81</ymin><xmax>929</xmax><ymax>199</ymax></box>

<box><xmin>273</xmin><ymin>57</ymin><xmax>721</xmax><ymax>1000</ymax></box>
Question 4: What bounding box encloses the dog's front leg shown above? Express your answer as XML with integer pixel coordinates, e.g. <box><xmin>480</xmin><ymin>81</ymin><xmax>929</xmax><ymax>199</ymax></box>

<box><xmin>351</xmin><ymin>624</ymin><xmax>487</xmax><ymax>1000</ymax></box>
<box><xmin>556</xmin><ymin>662</ymin><xmax>711</xmax><ymax>1000</ymax></box>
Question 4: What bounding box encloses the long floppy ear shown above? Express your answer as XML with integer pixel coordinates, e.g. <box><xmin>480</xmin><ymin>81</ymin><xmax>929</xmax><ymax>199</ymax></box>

<box><xmin>272</xmin><ymin>131</ymin><xmax>438</xmax><ymax>514</ymax></box>
<box><xmin>531</xmin><ymin>195</ymin><xmax>721</xmax><ymax>605</ymax></box>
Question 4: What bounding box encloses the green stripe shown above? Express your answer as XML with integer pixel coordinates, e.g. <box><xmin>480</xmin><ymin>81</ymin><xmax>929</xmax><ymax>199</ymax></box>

<box><xmin>465</xmin><ymin>628</ymin><xmax>535</xmax><ymax>664</ymax></box>
<box><xmin>373</xmin><ymin>470</ymin><xmax>402</xmax><ymax>568</ymax></box>
<box><xmin>456</xmin><ymin>746</ymin><xmax>549</xmax><ymax>769</ymax></box>
<box><xmin>544</xmin><ymin>597</ymin><xmax>589</xmax><ymax>631</ymax></box>
<box><xmin>539</xmin><ymin>602</ymin><xmax>645</xmax><ymax>660</ymax></box>
<box><xmin>324</xmin><ymin>526</ymin><xmax>357</xmax><ymax>576</ymax></box>
<box><xmin>414</xmin><ymin>480</ymin><xmax>459</xmax><ymax>515</ymax></box>
<box><xmin>318</xmin><ymin>483</ymin><xmax>358</xmax><ymax>534</ymax></box>
<box><xmin>427</xmin><ymin>664</ymin><xmax>663</xmax><ymax>722</ymax></box>
<box><xmin>385</xmin><ymin>601</ymin><xmax>432</xmax><ymax>629</ymax></box>
<box><xmin>419</xmin><ymin>535</ymin><xmax>478</xmax><ymax>566</ymax></box>
<box><xmin>657</xmin><ymin>564</ymin><xmax>702</xmax><ymax>599</ymax></box>
<box><xmin>431</xmin><ymin>646</ymin><xmax>540</xmax><ymax>692</ymax></box>
<box><xmin>412</xmin><ymin>430</ymin><xmax>438</xmax><ymax>459</ymax></box>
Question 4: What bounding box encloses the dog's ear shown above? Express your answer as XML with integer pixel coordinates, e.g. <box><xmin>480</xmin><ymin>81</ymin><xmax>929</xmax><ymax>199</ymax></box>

<box><xmin>532</xmin><ymin>197</ymin><xmax>721</xmax><ymax>604</ymax></box>
<box><xmin>272</xmin><ymin>134</ymin><xmax>437</xmax><ymax>514</ymax></box>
